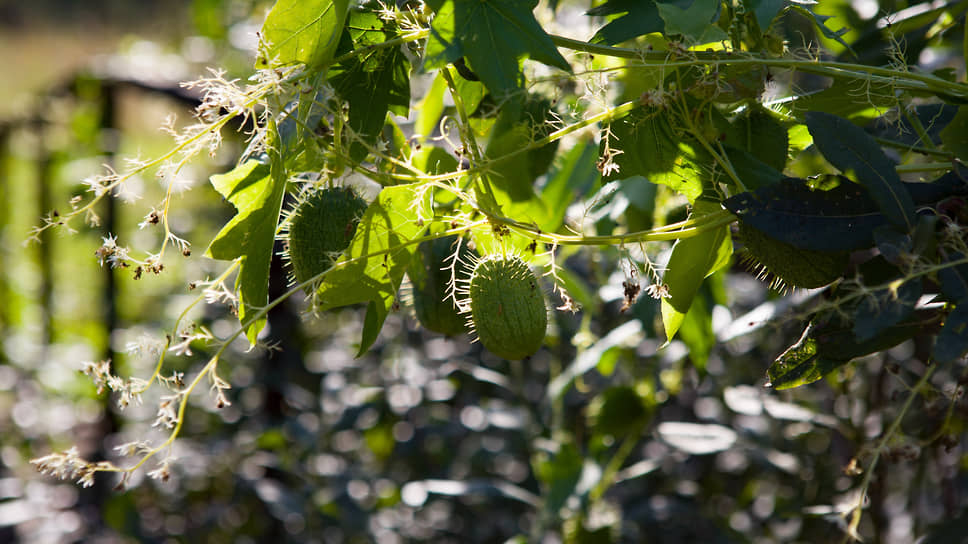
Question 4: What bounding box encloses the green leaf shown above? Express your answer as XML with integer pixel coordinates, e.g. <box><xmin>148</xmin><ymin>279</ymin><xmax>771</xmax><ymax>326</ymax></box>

<box><xmin>331</xmin><ymin>33</ymin><xmax>411</xmax><ymax>162</ymax></box>
<box><xmin>661</xmin><ymin>200</ymin><xmax>732</xmax><ymax>343</ymax></box>
<box><xmin>657</xmin><ymin>0</ymin><xmax>728</xmax><ymax>44</ymax></box>
<box><xmin>853</xmin><ymin>278</ymin><xmax>921</xmax><ymax>342</ymax></box>
<box><xmin>795</xmin><ymin>79</ymin><xmax>897</xmax><ymax>122</ymax></box>
<box><xmin>677</xmin><ymin>288</ymin><xmax>715</xmax><ymax>370</ymax></box>
<box><xmin>256</xmin><ymin>0</ymin><xmax>348</xmax><ymax>69</ymax></box>
<box><xmin>313</xmin><ymin>183</ymin><xmax>429</xmax><ymax>356</ymax></box>
<box><xmin>768</xmin><ymin>312</ymin><xmax>923</xmax><ymax>389</ymax></box>
<box><xmin>205</xmin><ymin>157</ymin><xmax>286</xmax><ymax>344</ymax></box>
<box><xmin>767</xmin><ymin>329</ymin><xmax>844</xmax><ymax>390</ymax></box>
<box><xmin>805</xmin><ymin>111</ymin><xmax>916</xmax><ymax>231</ymax></box>
<box><xmin>484</xmin><ymin>95</ymin><xmax>558</xmax><ymax>202</ymax></box>
<box><xmin>940</xmin><ymin>106</ymin><xmax>968</xmax><ymax>161</ymax></box>
<box><xmin>604</xmin><ymin>108</ymin><xmax>704</xmax><ymax>202</ymax></box>
<box><xmin>724</xmin><ymin>175</ymin><xmax>968</xmax><ymax>252</ymax></box>
<box><xmin>415</xmin><ymin>71</ymin><xmax>448</xmax><ymax>143</ymax></box>
<box><xmin>934</xmin><ymin>304</ymin><xmax>968</xmax><ymax>364</ymax></box>
<box><xmin>746</xmin><ymin>0</ymin><xmax>786</xmax><ymax>30</ymax></box>
<box><xmin>729</xmin><ymin>107</ymin><xmax>788</xmax><ymax>172</ymax></box>
<box><xmin>938</xmin><ymin>252</ymin><xmax>968</xmax><ymax>302</ymax></box>
<box><xmin>423</xmin><ymin>0</ymin><xmax>571</xmax><ymax>96</ymax></box>
<box><xmin>532</xmin><ymin>140</ymin><xmax>600</xmax><ymax>232</ymax></box>
<box><xmin>587</xmin><ymin>0</ymin><xmax>664</xmax><ymax>45</ymax></box>
<box><xmin>786</xmin><ymin>4</ymin><xmax>854</xmax><ymax>55</ymax></box>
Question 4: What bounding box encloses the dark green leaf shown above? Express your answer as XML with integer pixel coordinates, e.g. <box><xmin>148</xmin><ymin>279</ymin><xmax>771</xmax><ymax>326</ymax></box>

<box><xmin>938</xmin><ymin>252</ymin><xmax>968</xmax><ymax>302</ymax></box>
<box><xmin>256</xmin><ymin>0</ymin><xmax>348</xmax><ymax>69</ymax></box>
<box><xmin>587</xmin><ymin>0</ymin><xmax>664</xmax><ymax>45</ymax></box>
<box><xmin>661</xmin><ymin>200</ymin><xmax>732</xmax><ymax>343</ymax></box>
<box><xmin>331</xmin><ymin>42</ymin><xmax>411</xmax><ymax>162</ymax></box>
<box><xmin>940</xmin><ymin>105</ymin><xmax>968</xmax><ymax>161</ymax></box>
<box><xmin>934</xmin><ymin>304</ymin><xmax>968</xmax><ymax>364</ymax></box>
<box><xmin>725</xmin><ymin>174</ymin><xmax>967</xmax><ymax>253</ymax></box>
<box><xmin>806</xmin><ymin>111</ymin><xmax>915</xmax><ymax>231</ymax></box>
<box><xmin>723</xmin><ymin>147</ymin><xmax>783</xmax><ymax>190</ymax></box>
<box><xmin>795</xmin><ymin>79</ymin><xmax>897</xmax><ymax>122</ymax></box>
<box><xmin>423</xmin><ymin>0</ymin><xmax>571</xmax><ymax>96</ymax></box>
<box><xmin>724</xmin><ymin>176</ymin><xmax>888</xmax><ymax>252</ymax></box>
<box><xmin>746</xmin><ymin>0</ymin><xmax>786</xmax><ymax>30</ymax></box>
<box><xmin>313</xmin><ymin>183</ymin><xmax>429</xmax><ymax>356</ymax></box>
<box><xmin>853</xmin><ymin>278</ymin><xmax>921</xmax><ymax>342</ymax></box>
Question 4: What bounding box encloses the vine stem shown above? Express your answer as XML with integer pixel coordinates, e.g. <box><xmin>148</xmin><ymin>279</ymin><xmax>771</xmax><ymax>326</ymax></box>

<box><xmin>549</xmin><ymin>34</ymin><xmax>968</xmax><ymax>100</ymax></box>
<box><xmin>841</xmin><ymin>365</ymin><xmax>936</xmax><ymax>543</ymax></box>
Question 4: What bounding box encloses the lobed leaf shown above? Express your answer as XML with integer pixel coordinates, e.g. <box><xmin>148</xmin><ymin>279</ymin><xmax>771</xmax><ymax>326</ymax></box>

<box><xmin>256</xmin><ymin>0</ymin><xmax>348</xmax><ymax>69</ymax></box>
<box><xmin>587</xmin><ymin>0</ymin><xmax>664</xmax><ymax>45</ymax></box>
<box><xmin>806</xmin><ymin>111</ymin><xmax>916</xmax><ymax>231</ymax></box>
<box><xmin>205</xmin><ymin>157</ymin><xmax>285</xmax><ymax>344</ymax></box>
<box><xmin>423</xmin><ymin>0</ymin><xmax>570</xmax><ymax>96</ymax></box>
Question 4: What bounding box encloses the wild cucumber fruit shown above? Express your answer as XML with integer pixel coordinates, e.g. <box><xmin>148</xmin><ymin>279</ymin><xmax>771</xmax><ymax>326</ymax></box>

<box><xmin>466</xmin><ymin>254</ymin><xmax>547</xmax><ymax>360</ymax></box>
<box><xmin>285</xmin><ymin>187</ymin><xmax>368</xmax><ymax>289</ymax></box>
<box><xmin>738</xmin><ymin>221</ymin><xmax>848</xmax><ymax>289</ymax></box>
<box><xmin>410</xmin><ymin>235</ymin><xmax>477</xmax><ymax>336</ymax></box>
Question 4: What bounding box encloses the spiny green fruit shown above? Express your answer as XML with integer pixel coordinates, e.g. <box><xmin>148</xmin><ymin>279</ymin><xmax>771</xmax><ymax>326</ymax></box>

<box><xmin>738</xmin><ymin>221</ymin><xmax>848</xmax><ymax>289</ymax></box>
<box><xmin>285</xmin><ymin>187</ymin><xmax>368</xmax><ymax>288</ymax></box>
<box><xmin>410</xmin><ymin>235</ymin><xmax>477</xmax><ymax>336</ymax></box>
<box><xmin>467</xmin><ymin>254</ymin><xmax>547</xmax><ymax>360</ymax></box>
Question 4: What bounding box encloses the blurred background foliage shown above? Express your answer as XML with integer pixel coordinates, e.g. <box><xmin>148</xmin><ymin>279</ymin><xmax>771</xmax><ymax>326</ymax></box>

<box><xmin>1</xmin><ymin>0</ymin><xmax>967</xmax><ymax>542</ymax></box>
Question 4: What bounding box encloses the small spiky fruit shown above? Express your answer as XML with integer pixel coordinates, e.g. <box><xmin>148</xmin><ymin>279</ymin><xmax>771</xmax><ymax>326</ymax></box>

<box><xmin>410</xmin><ymin>236</ymin><xmax>477</xmax><ymax>336</ymax></box>
<box><xmin>467</xmin><ymin>254</ymin><xmax>547</xmax><ymax>360</ymax></box>
<box><xmin>738</xmin><ymin>221</ymin><xmax>847</xmax><ymax>289</ymax></box>
<box><xmin>286</xmin><ymin>187</ymin><xmax>368</xmax><ymax>288</ymax></box>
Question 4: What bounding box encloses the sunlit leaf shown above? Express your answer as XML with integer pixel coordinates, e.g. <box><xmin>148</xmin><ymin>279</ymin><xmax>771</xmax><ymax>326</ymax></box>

<box><xmin>256</xmin><ymin>0</ymin><xmax>348</xmax><ymax>69</ymax></box>
<box><xmin>661</xmin><ymin>200</ymin><xmax>731</xmax><ymax>343</ymax></box>
<box><xmin>205</xmin><ymin>157</ymin><xmax>285</xmax><ymax>344</ymax></box>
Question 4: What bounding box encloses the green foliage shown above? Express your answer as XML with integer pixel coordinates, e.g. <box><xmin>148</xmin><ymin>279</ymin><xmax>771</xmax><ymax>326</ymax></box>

<box><xmin>256</xmin><ymin>0</ymin><xmax>349</xmax><ymax>69</ymax></box>
<box><xmin>20</xmin><ymin>0</ymin><xmax>968</xmax><ymax>541</ymax></box>
<box><xmin>206</xmin><ymin>157</ymin><xmax>284</xmax><ymax>343</ymax></box>
<box><xmin>423</xmin><ymin>0</ymin><xmax>570</xmax><ymax>95</ymax></box>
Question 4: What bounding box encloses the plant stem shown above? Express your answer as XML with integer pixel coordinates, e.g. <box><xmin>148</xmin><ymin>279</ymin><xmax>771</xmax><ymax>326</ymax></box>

<box><xmin>549</xmin><ymin>35</ymin><xmax>968</xmax><ymax>100</ymax></box>
<box><xmin>842</xmin><ymin>366</ymin><xmax>936</xmax><ymax>542</ymax></box>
